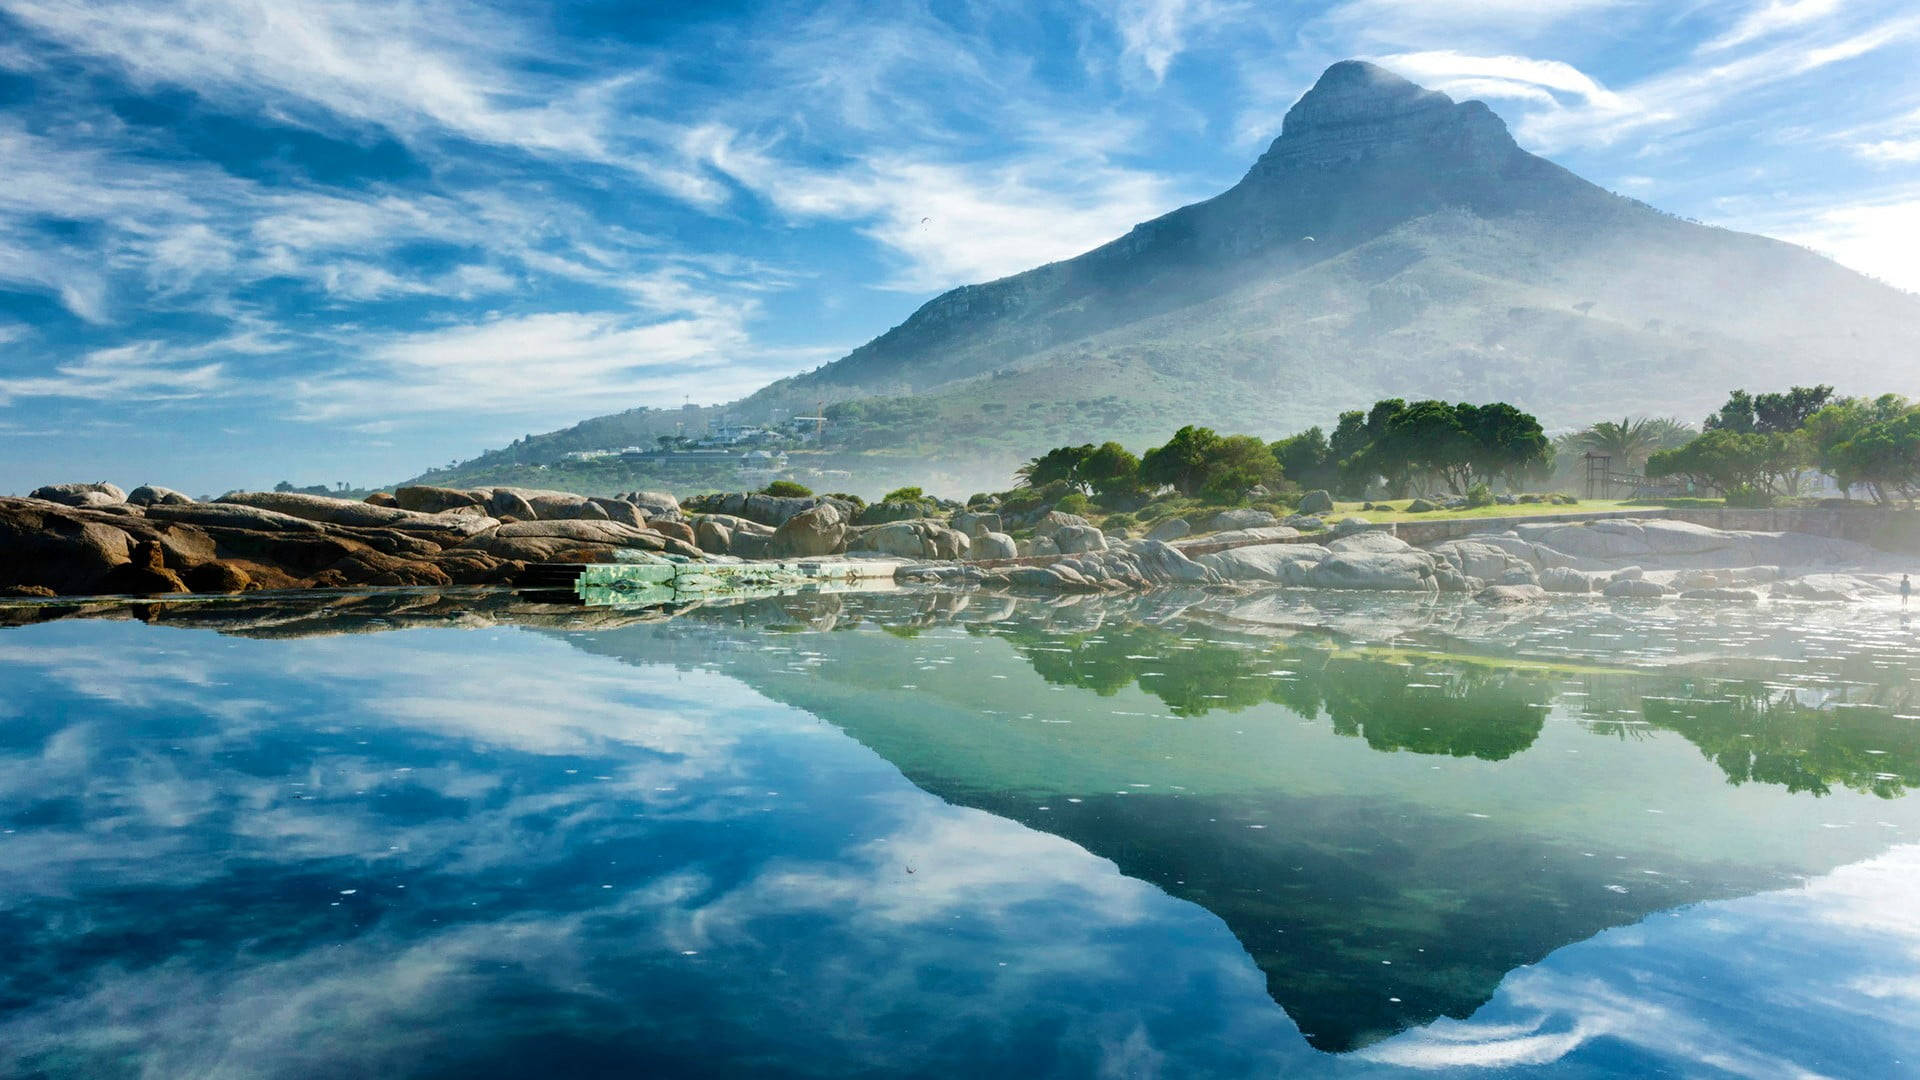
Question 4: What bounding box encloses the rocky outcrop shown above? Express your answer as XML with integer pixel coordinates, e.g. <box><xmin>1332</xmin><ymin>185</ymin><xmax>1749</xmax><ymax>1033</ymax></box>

<box><xmin>951</xmin><ymin>511</ymin><xmax>1002</xmax><ymax>538</ymax></box>
<box><xmin>0</xmin><ymin>484</ymin><xmax>705</xmax><ymax>598</ymax></box>
<box><xmin>684</xmin><ymin>492</ymin><xmax>856</xmax><ymax>527</ymax></box>
<box><xmin>851</xmin><ymin>520</ymin><xmax>970</xmax><ymax>560</ymax></box>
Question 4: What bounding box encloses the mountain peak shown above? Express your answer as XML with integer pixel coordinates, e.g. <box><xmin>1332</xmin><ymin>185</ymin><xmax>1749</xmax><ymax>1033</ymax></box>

<box><xmin>1257</xmin><ymin>59</ymin><xmax>1516</xmax><ymax>171</ymax></box>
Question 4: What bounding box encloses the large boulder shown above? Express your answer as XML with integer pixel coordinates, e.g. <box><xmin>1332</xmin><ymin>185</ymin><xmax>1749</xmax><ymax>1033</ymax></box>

<box><xmin>126</xmin><ymin>485</ymin><xmax>193</xmax><ymax>506</ymax></box>
<box><xmin>1032</xmin><ymin>511</ymin><xmax>1091</xmax><ymax>540</ymax></box>
<box><xmin>219</xmin><ymin>491</ymin><xmax>494</xmax><ymax>535</ymax></box>
<box><xmin>30</xmin><ymin>482</ymin><xmax>126</xmax><ymax>508</ymax></box>
<box><xmin>952</xmin><ymin>511</ymin><xmax>1003</xmax><ymax>538</ymax></box>
<box><xmin>589</xmin><ymin>497</ymin><xmax>648</xmax><ymax>528</ymax></box>
<box><xmin>1539</xmin><ymin>567</ymin><xmax>1597</xmax><ymax>593</ymax></box>
<box><xmin>98</xmin><ymin>540</ymin><xmax>188</xmax><ymax>595</ymax></box>
<box><xmin>856</xmin><ymin>499</ymin><xmax>935</xmax><ymax>525</ymax></box>
<box><xmin>1299</xmin><ymin>551</ymin><xmax>1439</xmax><ymax>591</ymax></box>
<box><xmin>972</xmin><ymin>532</ymin><xmax>1018</xmax><ymax>560</ymax></box>
<box><xmin>184</xmin><ymin>560</ymin><xmax>254</xmax><ymax>594</ymax></box>
<box><xmin>621</xmin><ymin>490</ymin><xmax>681</xmax><ymax>517</ymax></box>
<box><xmin>1296</xmin><ymin>490</ymin><xmax>1335</xmax><ymax>515</ymax></box>
<box><xmin>694</xmin><ymin>518</ymin><xmax>733</xmax><ymax>554</ymax></box>
<box><xmin>486</xmin><ymin>489</ymin><xmax>539</xmax><ymax>521</ymax></box>
<box><xmin>772</xmin><ymin>503</ymin><xmax>848</xmax><ymax>557</ymax></box>
<box><xmin>854</xmin><ymin>520</ymin><xmax>970</xmax><ymax>560</ymax></box>
<box><xmin>524</xmin><ymin>492</ymin><xmax>608</xmax><ymax>521</ymax></box>
<box><xmin>1017</xmin><ymin>536</ymin><xmax>1059</xmax><ymax>558</ymax></box>
<box><xmin>1326</xmin><ymin>530</ymin><xmax>1411</xmax><ymax>555</ymax></box>
<box><xmin>1406</xmin><ymin>498</ymin><xmax>1441</xmax><ymax>513</ymax></box>
<box><xmin>1055</xmin><ymin>524</ymin><xmax>1108</xmax><ymax>554</ymax></box>
<box><xmin>1427</xmin><ymin>539</ymin><xmax>1534</xmax><ymax>583</ymax></box>
<box><xmin>146</xmin><ymin>502</ymin><xmax>329</xmax><ymax>533</ymax></box>
<box><xmin>1203</xmin><ymin>508</ymin><xmax>1279</xmax><ymax>532</ymax></box>
<box><xmin>0</xmin><ymin>500</ymin><xmax>135</xmax><ymax>593</ymax></box>
<box><xmin>394</xmin><ymin>485</ymin><xmax>487</xmax><ymax>513</ymax></box>
<box><xmin>1199</xmin><ymin>543</ymin><xmax>1330</xmax><ymax>584</ymax></box>
<box><xmin>1146</xmin><ymin>517</ymin><xmax>1191</xmax><ymax>541</ymax></box>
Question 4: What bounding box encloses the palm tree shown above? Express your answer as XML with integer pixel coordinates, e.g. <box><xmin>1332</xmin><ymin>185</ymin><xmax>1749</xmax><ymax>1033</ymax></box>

<box><xmin>1570</xmin><ymin>417</ymin><xmax>1695</xmax><ymax>473</ymax></box>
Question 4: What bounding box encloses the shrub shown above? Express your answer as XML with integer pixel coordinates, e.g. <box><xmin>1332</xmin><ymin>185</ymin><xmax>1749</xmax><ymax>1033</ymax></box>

<box><xmin>1102</xmin><ymin>512</ymin><xmax>1137</xmax><ymax>530</ymax></box>
<box><xmin>1724</xmin><ymin>485</ymin><xmax>1776</xmax><ymax>508</ymax></box>
<box><xmin>1054</xmin><ymin>493</ymin><xmax>1092</xmax><ymax>516</ymax></box>
<box><xmin>826</xmin><ymin>492</ymin><xmax>866</xmax><ymax>508</ymax></box>
<box><xmin>762</xmin><ymin>480</ymin><xmax>812</xmax><ymax>497</ymax></box>
<box><xmin>883</xmin><ymin>486</ymin><xmax>925</xmax><ymax>503</ymax></box>
<box><xmin>1465</xmin><ymin>481</ymin><xmax>1495</xmax><ymax>508</ymax></box>
<box><xmin>966</xmin><ymin>492</ymin><xmax>996</xmax><ymax>508</ymax></box>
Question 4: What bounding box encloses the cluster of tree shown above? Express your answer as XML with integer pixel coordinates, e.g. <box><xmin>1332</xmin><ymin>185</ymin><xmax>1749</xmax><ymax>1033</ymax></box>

<box><xmin>1645</xmin><ymin>385</ymin><xmax>1920</xmax><ymax>506</ymax></box>
<box><xmin>1013</xmin><ymin>400</ymin><xmax>1551</xmax><ymax>506</ymax></box>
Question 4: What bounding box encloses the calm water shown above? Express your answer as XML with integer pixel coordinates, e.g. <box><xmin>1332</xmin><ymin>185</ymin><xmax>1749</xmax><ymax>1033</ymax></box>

<box><xmin>4</xmin><ymin>589</ymin><xmax>1919</xmax><ymax>1078</ymax></box>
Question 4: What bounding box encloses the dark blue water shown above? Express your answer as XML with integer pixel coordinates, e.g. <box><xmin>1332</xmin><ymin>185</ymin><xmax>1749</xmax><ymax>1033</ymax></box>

<box><xmin>3</xmin><ymin>592</ymin><xmax>1918</xmax><ymax>1078</ymax></box>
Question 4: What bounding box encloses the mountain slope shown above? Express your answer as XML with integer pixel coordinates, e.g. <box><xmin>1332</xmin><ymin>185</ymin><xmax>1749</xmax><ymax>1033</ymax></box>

<box><xmin>433</xmin><ymin>60</ymin><xmax>1920</xmax><ymax>489</ymax></box>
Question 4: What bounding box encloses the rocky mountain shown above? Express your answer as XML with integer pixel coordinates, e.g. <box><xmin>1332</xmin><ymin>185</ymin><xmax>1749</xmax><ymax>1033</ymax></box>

<box><xmin>440</xmin><ymin>60</ymin><xmax>1920</xmax><ymax>488</ymax></box>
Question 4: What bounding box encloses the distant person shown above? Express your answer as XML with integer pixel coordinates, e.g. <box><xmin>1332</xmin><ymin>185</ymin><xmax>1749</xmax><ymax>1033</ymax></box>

<box><xmin>1904</xmin><ymin>574</ymin><xmax>1913</xmax><ymax>604</ymax></box>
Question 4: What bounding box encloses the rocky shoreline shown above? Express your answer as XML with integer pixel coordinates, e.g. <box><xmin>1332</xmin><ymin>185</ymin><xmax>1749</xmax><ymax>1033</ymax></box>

<box><xmin>2</xmin><ymin>482</ymin><xmax>1907</xmax><ymax>606</ymax></box>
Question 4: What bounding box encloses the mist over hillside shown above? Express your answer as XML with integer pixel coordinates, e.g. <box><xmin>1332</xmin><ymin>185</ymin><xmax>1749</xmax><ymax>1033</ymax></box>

<box><xmin>424</xmin><ymin>61</ymin><xmax>1920</xmax><ymax>496</ymax></box>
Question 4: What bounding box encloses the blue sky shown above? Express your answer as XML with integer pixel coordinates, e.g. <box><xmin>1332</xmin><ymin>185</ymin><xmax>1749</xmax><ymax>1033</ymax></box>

<box><xmin>1</xmin><ymin>0</ymin><xmax>1916</xmax><ymax>494</ymax></box>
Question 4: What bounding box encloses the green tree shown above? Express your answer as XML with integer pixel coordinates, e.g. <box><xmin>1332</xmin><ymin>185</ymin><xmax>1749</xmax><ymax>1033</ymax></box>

<box><xmin>1081</xmin><ymin>441</ymin><xmax>1143</xmax><ymax>503</ymax></box>
<box><xmin>1015</xmin><ymin>445</ymin><xmax>1095</xmax><ymax>491</ymax></box>
<box><xmin>1646</xmin><ymin>429</ymin><xmax>1806</xmax><ymax>497</ymax></box>
<box><xmin>1703</xmin><ymin>389</ymin><xmax>1757</xmax><ymax>434</ymax></box>
<box><xmin>1140</xmin><ymin>426</ymin><xmax>1224</xmax><ymax>496</ymax></box>
<box><xmin>1271</xmin><ymin>427</ymin><xmax>1336</xmax><ymax>491</ymax></box>
<box><xmin>1806</xmin><ymin>395</ymin><xmax>1913</xmax><ymax>499</ymax></box>
<box><xmin>1829</xmin><ymin>411</ymin><xmax>1920</xmax><ymax>506</ymax></box>
<box><xmin>762</xmin><ymin>480</ymin><xmax>812</xmax><ymax>497</ymax></box>
<box><xmin>1459</xmin><ymin>402</ymin><xmax>1551</xmax><ymax>489</ymax></box>
<box><xmin>1139</xmin><ymin>426</ymin><xmax>1280</xmax><ymax>501</ymax></box>
<box><xmin>1752</xmin><ymin>385</ymin><xmax>1835</xmax><ymax>434</ymax></box>
<box><xmin>1386</xmin><ymin>400</ymin><xmax>1476</xmax><ymax>494</ymax></box>
<box><xmin>1328</xmin><ymin>410</ymin><xmax>1372</xmax><ymax>497</ymax></box>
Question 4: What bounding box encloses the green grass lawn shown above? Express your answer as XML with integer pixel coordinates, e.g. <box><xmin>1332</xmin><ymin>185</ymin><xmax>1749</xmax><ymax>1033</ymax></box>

<box><xmin>1331</xmin><ymin>498</ymin><xmax>1721</xmax><ymax>524</ymax></box>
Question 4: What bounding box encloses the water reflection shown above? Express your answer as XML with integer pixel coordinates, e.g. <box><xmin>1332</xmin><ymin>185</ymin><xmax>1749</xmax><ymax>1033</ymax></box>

<box><xmin>3</xmin><ymin>589</ymin><xmax>1919</xmax><ymax>1075</ymax></box>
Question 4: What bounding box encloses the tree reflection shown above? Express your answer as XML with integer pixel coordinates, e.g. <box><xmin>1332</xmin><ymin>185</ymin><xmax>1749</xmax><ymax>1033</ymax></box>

<box><xmin>1002</xmin><ymin>622</ymin><xmax>1552</xmax><ymax>761</ymax></box>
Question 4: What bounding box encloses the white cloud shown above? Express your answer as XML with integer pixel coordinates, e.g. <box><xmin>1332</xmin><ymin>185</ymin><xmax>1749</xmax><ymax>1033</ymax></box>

<box><xmin>1700</xmin><ymin>0</ymin><xmax>1847</xmax><ymax>53</ymax></box>
<box><xmin>694</xmin><ymin>127</ymin><xmax>1184</xmax><ymax>292</ymax></box>
<box><xmin>0</xmin><ymin>340</ymin><xmax>227</xmax><ymax>404</ymax></box>
<box><xmin>1760</xmin><ymin>195</ymin><xmax>1920</xmax><ymax>293</ymax></box>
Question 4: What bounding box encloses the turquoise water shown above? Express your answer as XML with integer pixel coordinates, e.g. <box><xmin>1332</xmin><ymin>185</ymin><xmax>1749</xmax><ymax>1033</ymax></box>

<box><xmin>3</xmin><ymin>590</ymin><xmax>1919</xmax><ymax>1077</ymax></box>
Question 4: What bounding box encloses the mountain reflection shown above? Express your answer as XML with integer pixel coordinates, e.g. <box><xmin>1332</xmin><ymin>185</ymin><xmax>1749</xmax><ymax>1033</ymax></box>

<box><xmin>8</xmin><ymin>588</ymin><xmax>1920</xmax><ymax>1063</ymax></box>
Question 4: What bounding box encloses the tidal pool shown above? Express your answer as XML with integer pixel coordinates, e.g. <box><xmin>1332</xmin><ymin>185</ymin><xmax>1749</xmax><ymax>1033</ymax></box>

<box><xmin>3</xmin><ymin>589</ymin><xmax>1918</xmax><ymax>1078</ymax></box>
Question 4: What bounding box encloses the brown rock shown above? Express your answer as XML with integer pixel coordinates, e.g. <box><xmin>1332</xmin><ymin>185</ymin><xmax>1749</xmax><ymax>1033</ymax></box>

<box><xmin>590</xmin><ymin>497</ymin><xmax>648</xmax><ymax>527</ymax></box>
<box><xmin>394</xmin><ymin>485</ymin><xmax>485</xmax><ymax>513</ymax></box>
<box><xmin>771</xmin><ymin>503</ymin><xmax>846</xmax><ymax>557</ymax></box>
<box><xmin>0</xmin><ymin>584</ymin><xmax>58</xmax><ymax>598</ymax></box>
<box><xmin>363</xmin><ymin>491</ymin><xmax>400</xmax><ymax>507</ymax></box>
<box><xmin>0</xmin><ymin>500</ymin><xmax>135</xmax><ymax>594</ymax></box>
<box><xmin>695</xmin><ymin>518</ymin><xmax>732</xmax><ymax>554</ymax></box>
<box><xmin>325</xmin><ymin>550</ymin><xmax>453</xmax><ymax>588</ymax></box>
<box><xmin>98</xmin><ymin>541</ymin><xmax>189</xmax><ymax>595</ymax></box>
<box><xmin>185</xmin><ymin>561</ymin><xmax>254</xmax><ymax>593</ymax></box>
<box><xmin>649</xmin><ymin>520</ymin><xmax>697</xmax><ymax>546</ymax></box>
